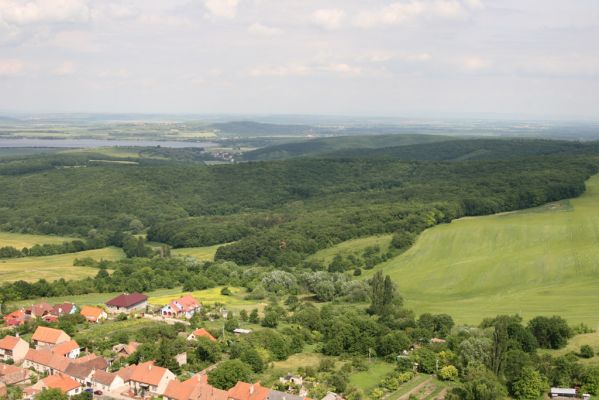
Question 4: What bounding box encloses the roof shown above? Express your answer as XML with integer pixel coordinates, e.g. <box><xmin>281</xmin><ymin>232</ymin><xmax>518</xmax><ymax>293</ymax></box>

<box><xmin>71</xmin><ymin>353</ymin><xmax>108</xmax><ymax>370</ymax></box>
<box><xmin>191</xmin><ymin>328</ymin><xmax>216</xmax><ymax>342</ymax></box>
<box><xmin>80</xmin><ymin>306</ymin><xmax>104</xmax><ymax>319</ymax></box>
<box><xmin>26</xmin><ymin>303</ymin><xmax>54</xmax><ymax>317</ymax></box>
<box><xmin>165</xmin><ymin>374</ymin><xmax>227</xmax><ymax>400</ymax></box>
<box><xmin>116</xmin><ymin>364</ymin><xmax>138</xmax><ymax>382</ymax></box>
<box><xmin>25</xmin><ymin>348</ymin><xmax>70</xmax><ymax>372</ymax></box>
<box><xmin>51</xmin><ymin>340</ymin><xmax>79</xmax><ymax>356</ymax></box>
<box><xmin>129</xmin><ymin>361</ymin><xmax>170</xmax><ymax>386</ymax></box>
<box><xmin>112</xmin><ymin>342</ymin><xmax>140</xmax><ymax>356</ymax></box>
<box><xmin>106</xmin><ymin>293</ymin><xmax>148</xmax><ymax>308</ymax></box>
<box><xmin>41</xmin><ymin>373</ymin><xmax>81</xmax><ymax>393</ymax></box>
<box><xmin>170</xmin><ymin>295</ymin><xmax>200</xmax><ymax>313</ymax></box>
<box><xmin>92</xmin><ymin>370</ymin><xmax>119</xmax><ymax>386</ymax></box>
<box><xmin>551</xmin><ymin>388</ymin><xmax>577</xmax><ymax>395</ymax></box>
<box><xmin>267</xmin><ymin>391</ymin><xmax>306</xmax><ymax>400</ymax></box>
<box><xmin>233</xmin><ymin>329</ymin><xmax>252</xmax><ymax>334</ymax></box>
<box><xmin>53</xmin><ymin>303</ymin><xmax>75</xmax><ymax>315</ymax></box>
<box><xmin>0</xmin><ymin>363</ymin><xmax>24</xmax><ymax>377</ymax></box>
<box><xmin>64</xmin><ymin>362</ymin><xmax>94</xmax><ymax>380</ymax></box>
<box><xmin>228</xmin><ymin>382</ymin><xmax>270</xmax><ymax>400</ymax></box>
<box><xmin>32</xmin><ymin>326</ymin><xmax>70</xmax><ymax>344</ymax></box>
<box><xmin>0</xmin><ymin>335</ymin><xmax>25</xmax><ymax>350</ymax></box>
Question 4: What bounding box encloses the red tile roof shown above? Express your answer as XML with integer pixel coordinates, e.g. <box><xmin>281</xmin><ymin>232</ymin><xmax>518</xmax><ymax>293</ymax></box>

<box><xmin>129</xmin><ymin>361</ymin><xmax>170</xmax><ymax>386</ymax></box>
<box><xmin>41</xmin><ymin>373</ymin><xmax>81</xmax><ymax>393</ymax></box>
<box><xmin>165</xmin><ymin>374</ymin><xmax>227</xmax><ymax>400</ymax></box>
<box><xmin>26</xmin><ymin>303</ymin><xmax>54</xmax><ymax>317</ymax></box>
<box><xmin>4</xmin><ymin>310</ymin><xmax>27</xmax><ymax>326</ymax></box>
<box><xmin>228</xmin><ymin>382</ymin><xmax>270</xmax><ymax>400</ymax></box>
<box><xmin>92</xmin><ymin>369</ymin><xmax>119</xmax><ymax>386</ymax></box>
<box><xmin>51</xmin><ymin>340</ymin><xmax>79</xmax><ymax>356</ymax></box>
<box><xmin>191</xmin><ymin>328</ymin><xmax>216</xmax><ymax>342</ymax></box>
<box><xmin>0</xmin><ymin>335</ymin><xmax>24</xmax><ymax>351</ymax></box>
<box><xmin>106</xmin><ymin>293</ymin><xmax>148</xmax><ymax>308</ymax></box>
<box><xmin>25</xmin><ymin>349</ymin><xmax>70</xmax><ymax>372</ymax></box>
<box><xmin>80</xmin><ymin>306</ymin><xmax>104</xmax><ymax>321</ymax></box>
<box><xmin>170</xmin><ymin>295</ymin><xmax>200</xmax><ymax>313</ymax></box>
<box><xmin>52</xmin><ymin>303</ymin><xmax>75</xmax><ymax>316</ymax></box>
<box><xmin>32</xmin><ymin>326</ymin><xmax>70</xmax><ymax>345</ymax></box>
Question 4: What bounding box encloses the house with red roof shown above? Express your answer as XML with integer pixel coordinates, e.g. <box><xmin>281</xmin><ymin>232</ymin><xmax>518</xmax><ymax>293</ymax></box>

<box><xmin>228</xmin><ymin>382</ymin><xmax>270</xmax><ymax>400</ymax></box>
<box><xmin>25</xmin><ymin>303</ymin><xmax>54</xmax><ymax>319</ymax></box>
<box><xmin>0</xmin><ymin>335</ymin><xmax>30</xmax><ymax>363</ymax></box>
<box><xmin>161</xmin><ymin>295</ymin><xmax>201</xmax><ymax>319</ymax></box>
<box><xmin>51</xmin><ymin>340</ymin><xmax>80</xmax><ymax>359</ymax></box>
<box><xmin>164</xmin><ymin>374</ymin><xmax>228</xmax><ymax>400</ymax></box>
<box><xmin>23</xmin><ymin>348</ymin><xmax>70</xmax><ymax>375</ymax></box>
<box><xmin>105</xmin><ymin>293</ymin><xmax>148</xmax><ymax>314</ymax></box>
<box><xmin>0</xmin><ymin>363</ymin><xmax>31</xmax><ymax>385</ymax></box>
<box><xmin>91</xmin><ymin>369</ymin><xmax>126</xmax><ymax>393</ymax></box>
<box><xmin>127</xmin><ymin>361</ymin><xmax>176</xmax><ymax>396</ymax></box>
<box><xmin>187</xmin><ymin>328</ymin><xmax>216</xmax><ymax>342</ymax></box>
<box><xmin>31</xmin><ymin>326</ymin><xmax>71</xmax><ymax>349</ymax></box>
<box><xmin>80</xmin><ymin>305</ymin><xmax>107</xmax><ymax>323</ymax></box>
<box><xmin>52</xmin><ymin>303</ymin><xmax>77</xmax><ymax>317</ymax></box>
<box><xmin>25</xmin><ymin>373</ymin><xmax>82</xmax><ymax>398</ymax></box>
<box><xmin>4</xmin><ymin>310</ymin><xmax>28</xmax><ymax>326</ymax></box>
<box><xmin>112</xmin><ymin>342</ymin><xmax>140</xmax><ymax>359</ymax></box>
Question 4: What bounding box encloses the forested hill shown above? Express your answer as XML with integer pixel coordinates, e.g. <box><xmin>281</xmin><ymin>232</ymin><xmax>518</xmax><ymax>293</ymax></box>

<box><xmin>1</xmin><ymin>138</ymin><xmax>599</xmax><ymax>266</ymax></box>
<box><xmin>242</xmin><ymin>134</ymin><xmax>452</xmax><ymax>161</ymax></box>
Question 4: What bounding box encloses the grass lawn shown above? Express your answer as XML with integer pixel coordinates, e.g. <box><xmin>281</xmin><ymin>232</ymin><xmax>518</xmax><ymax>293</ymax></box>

<box><xmin>148</xmin><ymin>286</ymin><xmax>258</xmax><ymax>308</ymax></box>
<box><xmin>307</xmin><ymin>235</ymin><xmax>393</xmax><ymax>266</ymax></box>
<box><xmin>540</xmin><ymin>333</ymin><xmax>599</xmax><ymax>364</ymax></box>
<box><xmin>364</xmin><ymin>174</ymin><xmax>599</xmax><ymax>326</ymax></box>
<box><xmin>349</xmin><ymin>360</ymin><xmax>395</xmax><ymax>393</ymax></box>
<box><xmin>74</xmin><ymin>318</ymin><xmax>161</xmax><ymax>341</ymax></box>
<box><xmin>172</xmin><ymin>244</ymin><xmax>226</xmax><ymax>262</ymax></box>
<box><xmin>256</xmin><ymin>350</ymin><xmax>332</xmax><ymax>386</ymax></box>
<box><xmin>0</xmin><ymin>231</ymin><xmax>78</xmax><ymax>248</ymax></box>
<box><xmin>0</xmin><ymin>247</ymin><xmax>124</xmax><ymax>283</ymax></box>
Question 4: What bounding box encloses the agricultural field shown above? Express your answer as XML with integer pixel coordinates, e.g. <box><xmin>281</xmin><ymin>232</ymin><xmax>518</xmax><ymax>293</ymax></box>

<box><xmin>369</xmin><ymin>174</ymin><xmax>599</xmax><ymax>325</ymax></box>
<box><xmin>0</xmin><ymin>247</ymin><xmax>124</xmax><ymax>283</ymax></box>
<box><xmin>0</xmin><ymin>231</ymin><xmax>78</xmax><ymax>248</ymax></box>
<box><xmin>148</xmin><ymin>286</ymin><xmax>258</xmax><ymax>309</ymax></box>
<box><xmin>171</xmin><ymin>244</ymin><xmax>224</xmax><ymax>261</ymax></box>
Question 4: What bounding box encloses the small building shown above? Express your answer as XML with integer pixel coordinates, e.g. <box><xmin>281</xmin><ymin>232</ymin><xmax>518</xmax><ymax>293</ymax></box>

<box><xmin>51</xmin><ymin>340</ymin><xmax>81</xmax><ymax>359</ymax></box>
<box><xmin>80</xmin><ymin>305</ymin><xmax>107</xmax><ymax>323</ymax></box>
<box><xmin>31</xmin><ymin>373</ymin><xmax>82</xmax><ymax>397</ymax></box>
<box><xmin>4</xmin><ymin>310</ymin><xmax>28</xmax><ymax>326</ymax></box>
<box><xmin>52</xmin><ymin>303</ymin><xmax>77</xmax><ymax>317</ymax></box>
<box><xmin>31</xmin><ymin>326</ymin><xmax>71</xmax><ymax>349</ymax></box>
<box><xmin>105</xmin><ymin>293</ymin><xmax>148</xmax><ymax>314</ymax></box>
<box><xmin>279</xmin><ymin>373</ymin><xmax>303</xmax><ymax>387</ymax></box>
<box><xmin>550</xmin><ymin>388</ymin><xmax>577</xmax><ymax>398</ymax></box>
<box><xmin>321</xmin><ymin>392</ymin><xmax>344</xmax><ymax>400</ymax></box>
<box><xmin>187</xmin><ymin>328</ymin><xmax>217</xmax><ymax>342</ymax></box>
<box><xmin>161</xmin><ymin>295</ymin><xmax>201</xmax><ymax>319</ymax></box>
<box><xmin>91</xmin><ymin>369</ymin><xmax>125</xmax><ymax>393</ymax></box>
<box><xmin>228</xmin><ymin>382</ymin><xmax>270</xmax><ymax>400</ymax></box>
<box><xmin>22</xmin><ymin>349</ymin><xmax>70</xmax><ymax>375</ymax></box>
<box><xmin>163</xmin><ymin>373</ymin><xmax>228</xmax><ymax>400</ymax></box>
<box><xmin>0</xmin><ymin>335</ymin><xmax>30</xmax><ymax>363</ymax></box>
<box><xmin>112</xmin><ymin>342</ymin><xmax>140</xmax><ymax>359</ymax></box>
<box><xmin>0</xmin><ymin>363</ymin><xmax>31</xmax><ymax>385</ymax></box>
<box><xmin>127</xmin><ymin>361</ymin><xmax>176</xmax><ymax>396</ymax></box>
<box><xmin>233</xmin><ymin>328</ymin><xmax>252</xmax><ymax>335</ymax></box>
<box><xmin>25</xmin><ymin>303</ymin><xmax>54</xmax><ymax>319</ymax></box>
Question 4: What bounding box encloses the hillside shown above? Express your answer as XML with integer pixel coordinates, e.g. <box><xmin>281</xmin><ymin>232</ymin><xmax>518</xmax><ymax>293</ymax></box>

<box><xmin>243</xmin><ymin>134</ymin><xmax>452</xmax><ymax>161</ymax></box>
<box><xmin>369</xmin><ymin>174</ymin><xmax>599</xmax><ymax>325</ymax></box>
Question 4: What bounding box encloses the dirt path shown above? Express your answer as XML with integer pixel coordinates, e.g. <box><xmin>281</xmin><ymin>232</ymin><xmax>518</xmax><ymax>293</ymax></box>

<box><xmin>397</xmin><ymin>377</ymin><xmax>433</xmax><ymax>400</ymax></box>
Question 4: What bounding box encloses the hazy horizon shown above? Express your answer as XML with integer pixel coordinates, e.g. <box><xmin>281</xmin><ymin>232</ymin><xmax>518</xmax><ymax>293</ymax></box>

<box><xmin>1</xmin><ymin>0</ymin><xmax>598</xmax><ymax>120</ymax></box>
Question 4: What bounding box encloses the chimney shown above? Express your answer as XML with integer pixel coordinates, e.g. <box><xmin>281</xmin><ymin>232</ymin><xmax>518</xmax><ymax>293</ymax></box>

<box><xmin>250</xmin><ymin>385</ymin><xmax>254</xmax><ymax>395</ymax></box>
<box><xmin>15</xmin><ymin>333</ymin><xmax>19</xmax><ymax>338</ymax></box>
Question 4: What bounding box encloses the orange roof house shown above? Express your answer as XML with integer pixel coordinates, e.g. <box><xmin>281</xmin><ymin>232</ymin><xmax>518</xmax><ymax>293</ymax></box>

<box><xmin>164</xmin><ymin>374</ymin><xmax>227</xmax><ymax>400</ymax></box>
<box><xmin>112</xmin><ymin>341</ymin><xmax>140</xmax><ymax>358</ymax></box>
<box><xmin>128</xmin><ymin>361</ymin><xmax>176</xmax><ymax>395</ymax></box>
<box><xmin>4</xmin><ymin>310</ymin><xmax>27</xmax><ymax>326</ymax></box>
<box><xmin>0</xmin><ymin>335</ymin><xmax>30</xmax><ymax>363</ymax></box>
<box><xmin>50</xmin><ymin>340</ymin><xmax>80</xmax><ymax>359</ymax></box>
<box><xmin>187</xmin><ymin>328</ymin><xmax>216</xmax><ymax>342</ymax></box>
<box><xmin>161</xmin><ymin>295</ymin><xmax>201</xmax><ymax>319</ymax></box>
<box><xmin>23</xmin><ymin>348</ymin><xmax>70</xmax><ymax>375</ymax></box>
<box><xmin>80</xmin><ymin>306</ymin><xmax>107</xmax><ymax>323</ymax></box>
<box><xmin>28</xmin><ymin>373</ymin><xmax>82</xmax><ymax>397</ymax></box>
<box><xmin>31</xmin><ymin>326</ymin><xmax>71</xmax><ymax>348</ymax></box>
<box><xmin>228</xmin><ymin>382</ymin><xmax>270</xmax><ymax>400</ymax></box>
<box><xmin>25</xmin><ymin>303</ymin><xmax>54</xmax><ymax>318</ymax></box>
<box><xmin>0</xmin><ymin>363</ymin><xmax>31</xmax><ymax>385</ymax></box>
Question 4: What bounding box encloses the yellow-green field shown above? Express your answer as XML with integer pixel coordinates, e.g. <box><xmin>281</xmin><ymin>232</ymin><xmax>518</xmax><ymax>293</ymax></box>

<box><xmin>148</xmin><ymin>286</ymin><xmax>257</xmax><ymax>308</ymax></box>
<box><xmin>307</xmin><ymin>234</ymin><xmax>393</xmax><ymax>265</ymax></box>
<box><xmin>0</xmin><ymin>231</ymin><xmax>78</xmax><ymax>249</ymax></box>
<box><xmin>540</xmin><ymin>333</ymin><xmax>599</xmax><ymax>364</ymax></box>
<box><xmin>0</xmin><ymin>247</ymin><xmax>124</xmax><ymax>283</ymax></box>
<box><xmin>367</xmin><ymin>174</ymin><xmax>599</xmax><ymax>325</ymax></box>
<box><xmin>172</xmin><ymin>244</ymin><xmax>224</xmax><ymax>261</ymax></box>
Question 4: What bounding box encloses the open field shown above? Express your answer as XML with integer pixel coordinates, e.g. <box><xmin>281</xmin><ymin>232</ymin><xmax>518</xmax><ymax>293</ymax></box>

<box><xmin>367</xmin><ymin>174</ymin><xmax>599</xmax><ymax>325</ymax></box>
<box><xmin>0</xmin><ymin>247</ymin><xmax>124</xmax><ymax>283</ymax></box>
<box><xmin>540</xmin><ymin>333</ymin><xmax>599</xmax><ymax>364</ymax></box>
<box><xmin>148</xmin><ymin>286</ymin><xmax>257</xmax><ymax>308</ymax></box>
<box><xmin>0</xmin><ymin>231</ymin><xmax>78</xmax><ymax>249</ymax></box>
<box><xmin>349</xmin><ymin>361</ymin><xmax>395</xmax><ymax>393</ymax></box>
<box><xmin>172</xmin><ymin>244</ymin><xmax>224</xmax><ymax>261</ymax></box>
<box><xmin>307</xmin><ymin>234</ymin><xmax>393</xmax><ymax>265</ymax></box>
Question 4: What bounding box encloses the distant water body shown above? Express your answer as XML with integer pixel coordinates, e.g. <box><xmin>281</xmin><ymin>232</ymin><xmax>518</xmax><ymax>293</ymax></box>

<box><xmin>0</xmin><ymin>138</ymin><xmax>217</xmax><ymax>148</ymax></box>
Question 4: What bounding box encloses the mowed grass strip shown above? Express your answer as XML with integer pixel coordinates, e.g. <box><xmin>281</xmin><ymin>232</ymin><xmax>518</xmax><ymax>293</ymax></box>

<box><xmin>367</xmin><ymin>174</ymin><xmax>599</xmax><ymax>325</ymax></box>
<box><xmin>0</xmin><ymin>247</ymin><xmax>124</xmax><ymax>283</ymax></box>
<box><xmin>171</xmin><ymin>243</ymin><xmax>226</xmax><ymax>261</ymax></box>
<box><xmin>0</xmin><ymin>231</ymin><xmax>78</xmax><ymax>249</ymax></box>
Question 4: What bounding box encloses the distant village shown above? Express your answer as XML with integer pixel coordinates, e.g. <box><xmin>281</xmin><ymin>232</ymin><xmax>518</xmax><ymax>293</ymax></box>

<box><xmin>0</xmin><ymin>293</ymin><xmax>338</xmax><ymax>400</ymax></box>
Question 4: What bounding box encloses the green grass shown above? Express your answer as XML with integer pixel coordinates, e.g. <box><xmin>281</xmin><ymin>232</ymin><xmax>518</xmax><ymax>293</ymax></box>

<box><xmin>172</xmin><ymin>244</ymin><xmax>225</xmax><ymax>261</ymax></box>
<box><xmin>386</xmin><ymin>374</ymin><xmax>430</xmax><ymax>400</ymax></box>
<box><xmin>349</xmin><ymin>361</ymin><xmax>395</xmax><ymax>393</ymax></box>
<box><xmin>0</xmin><ymin>247</ymin><xmax>124</xmax><ymax>283</ymax></box>
<box><xmin>366</xmin><ymin>174</ymin><xmax>599</xmax><ymax>325</ymax></box>
<box><xmin>148</xmin><ymin>286</ymin><xmax>257</xmax><ymax>308</ymax></box>
<box><xmin>256</xmin><ymin>350</ymin><xmax>333</xmax><ymax>386</ymax></box>
<box><xmin>0</xmin><ymin>231</ymin><xmax>78</xmax><ymax>249</ymax></box>
<box><xmin>74</xmin><ymin>318</ymin><xmax>160</xmax><ymax>341</ymax></box>
<box><xmin>540</xmin><ymin>333</ymin><xmax>599</xmax><ymax>364</ymax></box>
<box><xmin>307</xmin><ymin>234</ymin><xmax>393</xmax><ymax>265</ymax></box>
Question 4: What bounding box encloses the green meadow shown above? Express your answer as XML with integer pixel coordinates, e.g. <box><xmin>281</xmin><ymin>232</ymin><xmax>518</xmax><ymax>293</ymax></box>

<box><xmin>0</xmin><ymin>231</ymin><xmax>78</xmax><ymax>249</ymax></box>
<box><xmin>368</xmin><ymin>174</ymin><xmax>599</xmax><ymax>325</ymax></box>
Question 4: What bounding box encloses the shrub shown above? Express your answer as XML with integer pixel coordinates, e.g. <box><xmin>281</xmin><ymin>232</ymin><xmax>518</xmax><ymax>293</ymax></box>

<box><xmin>580</xmin><ymin>345</ymin><xmax>595</xmax><ymax>359</ymax></box>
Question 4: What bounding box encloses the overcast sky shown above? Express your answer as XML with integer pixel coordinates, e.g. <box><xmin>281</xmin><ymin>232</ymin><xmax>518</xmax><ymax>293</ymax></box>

<box><xmin>0</xmin><ymin>0</ymin><xmax>598</xmax><ymax>119</ymax></box>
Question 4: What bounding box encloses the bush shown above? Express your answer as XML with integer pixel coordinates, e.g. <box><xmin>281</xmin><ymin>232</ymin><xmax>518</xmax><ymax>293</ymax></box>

<box><xmin>580</xmin><ymin>345</ymin><xmax>595</xmax><ymax>359</ymax></box>
<box><xmin>438</xmin><ymin>365</ymin><xmax>458</xmax><ymax>381</ymax></box>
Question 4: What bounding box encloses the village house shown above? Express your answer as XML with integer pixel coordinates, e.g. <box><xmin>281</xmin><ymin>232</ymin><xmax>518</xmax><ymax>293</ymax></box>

<box><xmin>112</xmin><ymin>342</ymin><xmax>140</xmax><ymax>359</ymax></box>
<box><xmin>51</xmin><ymin>340</ymin><xmax>81</xmax><ymax>359</ymax></box>
<box><xmin>187</xmin><ymin>328</ymin><xmax>217</xmax><ymax>342</ymax></box>
<box><xmin>31</xmin><ymin>326</ymin><xmax>71</xmax><ymax>349</ymax></box>
<box><xmin>0</xmin><ymin>335</ymin><xmax>30</xmax><ymax>363</ymax></box>
<box><xmin>163</xmin><ymin>373</ymin><xmax>228</xmax><ymax>400</ymax></box>
<box><xmin>23</xmin><ymin>348</ymin><xmax>70</xmax><ymax>375</ymax></box>
<box><xmin>279</xmin><ymin>373</ymin><xmax>303</xmax><ymax>387</ymax></box>
<box><xmin>25</xmin><ymin>373</ymin><xmax>82</xmax><ymax>399</ymax></box>
<box><xmin>91</xmin><ymin>369</ymin><xmax>126</xmax><ymax>393</ymax></box>
<box><xmin>127</xmin><ymin>361</ymin><xmax>176</xmax><ymax>396</ymax></box>
<box><xmin>4</xmin><ymin>310</ymin><xmax>28</xmax><ymax>326</ymax></box>
<box><xmin>52</xmin><ymin>303</ymin><xmax>77</xmax><ymax>317</ymax></box>
<box><xmin>106</xmin><ymin>293</ymin><xmax>148</xmax><ymax>314</ymax></box>
<box><xmin>25</xmin><ymin>303</ymin><xmax>54</xmax><ymax>319</ymax></box>
<box><xmin>161</xmin><ymin>295</ymin><xmax>201</xmax><ymax>319</ymax></box>
<box><xmin>80</xmin><ymin>305</ymin><xmax>107</xmax><ymax>323</ymax></box>
<box><xmin>228</xmin><ymin>382</ymin><xmax>270</xmax><ymax>400</ymax></box>
<box><xmin>0</xmin><ymin>363</ymin><xmax>31</xmax><ymax>385</ymax></box>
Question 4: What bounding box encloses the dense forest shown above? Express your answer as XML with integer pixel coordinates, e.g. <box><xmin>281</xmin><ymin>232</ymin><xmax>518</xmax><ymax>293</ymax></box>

<box><xmin>0</xmin><ymin>138</ymin><xmax>598</xmax><ymax>265</ymax></box>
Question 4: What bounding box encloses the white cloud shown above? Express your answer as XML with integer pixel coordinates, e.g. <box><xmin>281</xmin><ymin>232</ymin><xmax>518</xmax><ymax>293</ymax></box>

<box><xmin>53</xmin><ymin>61</ymin><xmax>75</xmax><ymax>76</ymax></box>
<box><xmin>137</xmin><ymin>14</ymin><xmax>192</xmax><ymax>28</ymax></box>
<box><xmin>98</xmin><ymin>68</ymin><xmax>130</xmax><ymax>79</ymax></box>
<box><xmin>0</xmin><ymin>59</ymin><xmax>24</xmax><ymax>76</ymax></box>
<box><xmin>204</xmin><ymin>0</ymin><xmax>239</xmax><ymax>19</ymax></box>
<box><xmin>91</xmin><ymin>3</ymin><xmax>139</xmax><ymax>20</ymax></box>
<box><xmin>249</xmin><ymin>64</ymin><xmax>310</xmax><ymax>77</ymax></box>
<box><xmin>461</xmin><ymin>56</ymin><xmax>488</xmax><ymax>70</ymax></box>
<box><xmin>312</xmin><ymin>8</ymin><xmax>345</xmax><ymax>30</ymax></box>
<box><xmin>0</xmin><ymin>0</ymin><xmax>90</xmax><ymax>25</ymax></box>
<box><xmin>248</xmin><ymin>22</ymin><xmax>281</xmax><ymax>36</ymax></box>
<box><xmin>324</xmin><ymin>63</ymin><xmax>361</xmax><ymax>76</ymax></box>
<box><xmin>354</xmin><ymin>0</ymin><xmax>470</xmax><ymax>28</ymax></box>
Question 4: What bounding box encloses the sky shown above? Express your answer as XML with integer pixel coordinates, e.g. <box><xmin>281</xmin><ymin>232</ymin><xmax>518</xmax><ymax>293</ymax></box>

<box><xmin>0</xmin><ymin>0</ymin><xmax>598</xmax><ymax>119</ymax></box>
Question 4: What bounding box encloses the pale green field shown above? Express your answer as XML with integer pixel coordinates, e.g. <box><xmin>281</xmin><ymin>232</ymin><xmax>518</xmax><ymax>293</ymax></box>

<box><xmin>307</xmin><ymin>234</ymin><xmax>393</xmax><ymax>265</ymax></box>
<box><xmin>0</xmin><ymin>247</ymin><xmax>124</xmax><ymax>283</ymax></box>
<box><xmin>172</xmin><ymin>244</ymin><xmax>224</xmax><ymax>261</ymax></box>
<box><xmin>367</xmin><ymin>174</ymin><xmax>599</xmax><ymax>326</ymax></box>
<box><xmin>0</xmin><ymin>231</ymin><xmax>78</xmax><ymax>249</ymax></box>
<box><xmin>148</xmin><ymin>286</ymin><xmax>256</xmax><ymax>307</ymax></box>
<box><xmin>349</xmin><ymin>361</ymin><xmax>396</xmax><ymax>393</ymax></box>
<box><xmin>540</xmin><ymin>333</ymin><xmax>599</xmax><ymax>364</ymax></box>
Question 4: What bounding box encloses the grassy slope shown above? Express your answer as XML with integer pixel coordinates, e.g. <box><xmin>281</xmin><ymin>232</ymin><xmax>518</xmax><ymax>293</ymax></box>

<box><xmin>0</xmin><ymin>247</ymin><xmax>124</xmax><ymax>283</ymax></box>
<box><xmin>307</xmin><ymin>234</ymin><xmax>393</xmax><ymax>265</ymax></box>
<box><xmin>540</xmin><ymin>333</ymin><xmax>599</xmax><ymax>365</ymax></box>
<box><xmin>366</xmin><ymin>174</ymin><xmax>599</xmax><ymax>325</ymax></box>
<box><xmin>0</xmin><ymin>231</ymin><xmax>78</xmax><ymax>248</ymax></box>
<box><xmin>171</xmin><ymin>244</ymin><xmax>224</xmax><ymax>261</ymax></box>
